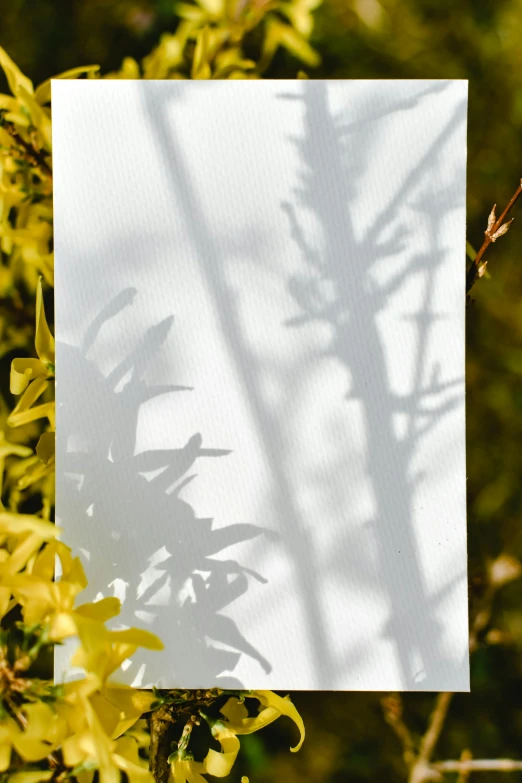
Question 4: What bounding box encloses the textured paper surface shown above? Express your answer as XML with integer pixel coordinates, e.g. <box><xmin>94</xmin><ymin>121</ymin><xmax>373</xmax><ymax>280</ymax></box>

<box><xmin>52</xmin><ymin>79</ymin><xmax>469</xmax><ymax>690</ymax></box>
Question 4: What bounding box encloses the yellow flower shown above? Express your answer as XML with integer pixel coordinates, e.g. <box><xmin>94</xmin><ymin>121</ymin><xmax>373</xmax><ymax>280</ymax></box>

<box><xmin>0</xmin><ymin>32</ymin><xmax>316</xmax><ymax>783</ymax></box>
<box><xmin>0</xmin><ymin>702</ymin><xmax>67</xmax><ymax>772</ymax></box>
<box><xmin>220</xmin><ymin>690</ymin><xmax>305</xmax><ymax>752</ymax></box>
<box><xmin>70</xmin><ymin>620</ymin><xmax>164</xmax><ymax>683</ymax></box>
<box><xmin>11</xmin><ymin>540</ymin><xmax>163</xmax><ymax>670</ymax></box>
<box><xmin>55</xmin><ymin>663</ymin><xmax>156</xmax><ymax>783</ymax></box>
<box><xmin>9</xmin><ymin>278</ymin><xmax>54</xmax><ymax>428</ymax></box>
<box><xmin>0</xmin><ymin>511</ymin><xmax>58</xmax><ymax>620</ymax></box>
<box><xmin>34</xmin><ymin>65</ymin><xmax>100</xmax><ymax>106</ymax></box>
<box><xmin>60</xmin><ymin>684</ymin><xmax>152</xmax><ymax>783</ymax></box>
<box><xmin>0</xmin><ymin>47</ymin><xmax>51</xmax><ymax>151</ymax></box>
<box><xmin>9</xmin><ymin>541</ymin><xmax>88</xmax><ymax>635</ymax></box>
<box><xmin>169</xmin><ymin>692</ymin><xmax>304</xmax><ymax>782</ymax></box>
<box><xmin>170</xmin><ymin>758</ymin><xmax>208</xmax><ymax>783</ymax></box>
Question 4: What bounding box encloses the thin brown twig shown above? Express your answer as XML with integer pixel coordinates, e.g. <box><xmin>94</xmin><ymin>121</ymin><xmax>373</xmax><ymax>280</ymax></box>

<box><xmin>466</xmin><ymin>179</ymin><xmax>522</xmax><ymax>294</ymax></box>
<box><xmin>433</xmin><ymin>759</ymin><xmax>522</xmax><ymax>773</ymax></box>
<box><xmin>0</xmin><ymin>116</ymin><xmax>53</xmax><ymax>178</ymax></box>
<box><xmin>383</xmin><ymin>572</ymin><xmax>522</xmax><ymax>782</ymax></box>
<box><xmin>4</xmin><ymin>694</ymin><xmax>27</xmax><ymax>729</ymax></box>
<box><xmin>382</xmin><ymin>184</ymin><xmax>522</xmax><ymax>782</ymax></box>
<box><xmin>417</xmin><ymin>692</ymin><xmax>453</xmax><ymax>765</ymax></box>
<box><xmin>381</xmin><ymin>695</ymin><xmax>416</xmax><ymax>769</ymax></box>
<box><xmin>381</xmin><ymin>693</ymin><xmax>453</xmax><ymax>783</ymax></box>
<box><xmin>456</xmin><ymin>749</ymin><xmax>473</xmax><ymax>783</ymax></box>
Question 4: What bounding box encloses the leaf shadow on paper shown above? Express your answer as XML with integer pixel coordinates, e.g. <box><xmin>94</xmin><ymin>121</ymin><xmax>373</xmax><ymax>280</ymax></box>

<box><xmin>56</xmin><ymin>289</ymin><xmax>272</xmax><ymax>687</ymax></box>
<box><xmin>137</xmin><ymin>79</ymin><xmax>469</xmax><ymax>690</ymax></box>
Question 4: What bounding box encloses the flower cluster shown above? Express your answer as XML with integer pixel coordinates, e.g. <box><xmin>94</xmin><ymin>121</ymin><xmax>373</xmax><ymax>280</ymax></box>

<box><xmin>109</xmin><ymin>0</ymin><xmax>321</xmax><ymax>79</ymax></box>
<box><xmin>0</xmin><ymin>0</ymin><xmax>319</xmax><ymax>778</ymax></box>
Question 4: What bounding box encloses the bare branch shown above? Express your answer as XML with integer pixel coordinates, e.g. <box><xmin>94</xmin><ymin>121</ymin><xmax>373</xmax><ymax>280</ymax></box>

<box><xmin>381</xmin><ymin>695</ymin><xmax>416</xmax><ymax>770</ymax></box>
<box><xmin>417</xmin><ymin>692</ymin><xmax>453</xmax><ymax>765</ymax></box>
<box><xmin>466</xmin><ymin>179</ymin><xmax>522</xmax><ymax>294</ymax></box>
<box><xmin>456</xmin><ymin>750</ymin><xmax>473</xmax><ymax>783</ymax></box>
<box><xmin>433</xmin><ymin>759</ymin><xmax>522</xmax><ymax>773</ymax></box>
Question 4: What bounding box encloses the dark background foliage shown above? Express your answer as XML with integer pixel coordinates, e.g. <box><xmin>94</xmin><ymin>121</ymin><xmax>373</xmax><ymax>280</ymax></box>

<box><xmin>2</xmin><ymin>0</ymin><xmax>522</xmax><ymax>779</ymax></box>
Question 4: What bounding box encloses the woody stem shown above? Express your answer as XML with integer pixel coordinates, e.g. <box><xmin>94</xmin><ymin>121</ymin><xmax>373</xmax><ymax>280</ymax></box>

<box><xmin>466</xmin><ymin>179</ymin><xmax>522</xmax><ymax>294</ymax></box>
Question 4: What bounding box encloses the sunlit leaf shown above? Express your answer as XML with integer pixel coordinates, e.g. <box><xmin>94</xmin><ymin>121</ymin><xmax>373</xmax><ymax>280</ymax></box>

<box><xmin>35</xmin><ymin>65</ymin><xmax>101</xmax><ymax>104</ymax></box>
<box><xmin>0</xmin><ymin>46</ymin><xmax>34</xmax><ymax>98</ymax></box>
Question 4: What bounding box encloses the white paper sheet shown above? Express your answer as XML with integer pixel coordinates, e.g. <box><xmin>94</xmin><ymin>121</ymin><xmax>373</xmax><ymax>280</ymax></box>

<box><xmin>52</xmin><ymin>79</ymin><xmax>469</xmax><ymax>690</ymax></box>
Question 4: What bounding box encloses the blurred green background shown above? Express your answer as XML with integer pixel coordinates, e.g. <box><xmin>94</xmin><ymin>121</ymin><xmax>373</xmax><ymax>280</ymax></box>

<box><xmin>2</xmin><ymin>0</ymin><xmax>522</xmax><ymax>779</ymax></box>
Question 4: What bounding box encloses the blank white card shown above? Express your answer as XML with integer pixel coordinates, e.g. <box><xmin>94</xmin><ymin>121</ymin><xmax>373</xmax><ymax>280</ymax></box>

<box><xmin>52</xmin><ymin>79</ymin><xmax>469</xmax><ymax>691</ymax></box>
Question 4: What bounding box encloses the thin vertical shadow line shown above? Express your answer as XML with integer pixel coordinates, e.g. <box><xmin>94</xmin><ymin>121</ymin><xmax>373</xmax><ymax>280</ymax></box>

<box><xmin>140</xmin><ymin>81</ymin><xmax>332</xmax><ymax>687</ymax></box>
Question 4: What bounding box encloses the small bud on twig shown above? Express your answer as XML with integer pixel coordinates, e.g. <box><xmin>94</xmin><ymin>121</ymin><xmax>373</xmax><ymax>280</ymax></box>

<box><xmin>491</xmin><ymin>218</ymin><xmax>514</xmax><ymax>242</ymax></box>
<box><xmin>486</xmin><ymin>204</ymin><xmax>497</xmax><ymax>235</ymax></box>
<box><xmin>467</xmin><ymin>179</ymin><xmax>522</xmax><ymax>294</ymax></box>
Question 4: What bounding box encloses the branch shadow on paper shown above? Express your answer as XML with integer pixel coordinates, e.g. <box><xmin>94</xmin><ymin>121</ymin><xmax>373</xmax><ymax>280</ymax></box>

<box><xmin>136</xmin><ymin>79</ymin><xmax>469</xmax><ymax>690</ymax></box>
<box><xmin>277</xmin><ymin>80</ymin><xmax>468</xmax><ymax>688</ymax></box>
<box><xmin>143</xmin><ymin>81</ymin><xmax>468</xmax><ymax>690</ymax></box>
<box><xmin>56</xmin><ymin>289</ymin><xmax>272</xmax><ymax>687</ymax></box>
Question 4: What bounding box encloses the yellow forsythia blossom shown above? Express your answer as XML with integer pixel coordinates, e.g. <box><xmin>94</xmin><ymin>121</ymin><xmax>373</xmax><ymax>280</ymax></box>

<box><xmin>0</xmin><ymin>0</ymin><xmax>318</xmax><ymax>777</ymax></box>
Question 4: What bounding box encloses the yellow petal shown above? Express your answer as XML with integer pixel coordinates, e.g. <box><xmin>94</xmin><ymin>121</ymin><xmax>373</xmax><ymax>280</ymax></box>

<box><xmin>36</xmin><ymin>431</ymin><xmax>55</xmax><ymax>464</ymax></box>
<box><xmin>35</xmin><ymin>277</ymin><xmax>55</xmax><ymax>366</ymax></box>
<box><xmin>220</xmin><ymin>697</ymin><xmax>248</xmax><ymax>723</ymax></box>
<box><xmin>88</xmin><ymin>691</ymin><xmax>123</xmax><ymax>740</ymax></box>
<box><xmin>18</xmin><ymin>87</ymin><xmax>52</xmax><ymax>149</ymax></box>
<box><xmin>195</xmin><ymin>0</ymin><xmax>224</xmax><ymax>13</ymax></box>
<box><xmin>0</xmin><ymin>737</ymin><xmax>11</xmax><ymax>771</ymax></box>
<box><xmin>31</xmin><ymin>540</ymin><xmax>71</xmax><ymax>582</ymax></box>
<box><xmin>62</xmin><ymin>555</ymin><xmax>89</xmax><ymax>589</ymax></box>
<box><xmin>261</xmin><ymin>18</ymin><xmax>320</xmax><ymax>70</ymax></box>
<box><xmin>76</xmin><ymin>597</ymin><xmax>121</xmax><ymax>622</ymax></box>
<box><xmin>253</xmin><ymin>691</ymin><xmax>305</xmax><ymax>752</ymax></box>
<box><xmin>105</xmin><ymin>58</ymin><xmax>140</xmax><ymax>80</ymax></box>
<box><xmin>101</xmin><ymin>686</ymin><xmax>156</xmax><ymax>738</ymax></box>
<box><xmin>171</xmin><ymin>759</ymin><xmax>207</xmax><ymax>783</ymax></box>
<box><xmin>76</xmin><ymin>772</ymin><xmax>96</xmax><ymax>783</ymax></box>
<box><xmin>0</xmin><ymin>511</ymin><xmax>58</xmax><ymax>540</ymax></box>
<box><xmin>5</xmin><ymin>532</ymin><xmax>49</xmax><ymax>574</ymax></box>
<box><xmin>113</xmin><ymin>736</ymin><xmax>152</xmax><ymax>782</ymax></box>
<box><xmin>8</xmin><ymin>374</ymin><xmax>48</xmax><ymax>413</ymax></box>
<box><xmin>0</xmin><ymin>94</ymin><xmax>22</xmax><ymax>113</ymax></box>
<box><xmin>16</xmin><ymin>457</ymin><xmax>55</xmax><ymax>492</ymax></box>
<box><xmin>0</xmin><ymin>586</ymin><xmax>12</xmax><ymax>619</ymax></box>
<box><xmin>8</xmin><ymin>772</ymin><xmax>54</xmax><ymax>783</ymax></box>
<box><xmin>0</xmin><ymin>46</ymin><xmax>34</xmax><ymax>98</ymax></box>
<box><xmin>10</xmin><ymin>358</ymin><xmax>49</xmax><ymax>395</ymax></box>
<box><xmin>203</xmin><ymin>723</ymin><xmax>240</xmax><ymax>777</ymax></box>
<box><xmin>35</xmin><ymin>65</ymin><xmax>100</xmax><ymax>104</ymax></box>
<box><xmin>87</xmin><ymin>710</ymin><xmax>120</xmax><ymax>783</ymax></box>
<box><xmin>49</xmin><ymin>611</ymin><xmax>79</xmax><ymax>640</ymax></box>
<box><xmin>191</xmin><ymin>27</ymin><xmax>212</xmax><ymax>79</ymax></box>
<box><xmin>12</xmin><ymin>703</ymin><xmax>66</xmax><ymax>761</ymax></box>
<box><xmin>9</xmin><ymin>400</ymin><xmax>55</xmax><ymax>428</ymax></box>
<box><xmin>221</xmin><ymin>692</ymin><xmax>304</xmax><ymax>752</ymax></box>
<box><xmin>61</xmin><ymin>732</ymin><xmax>86</xmax><ymax>767</ymax></box>
<box><xmin>0</xmin><ymin>432</ymin><xmax>32</xmax><ymax>459</ymax></box>
<box><xmin>108</xmin><ymin>627</ymin><xmax>164</xmax><ymax>651</ymax></box>
<box><xmin>71</xmin><ymin>620</ymin><xmax>142</xmax><ymax>681</ymax></box>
